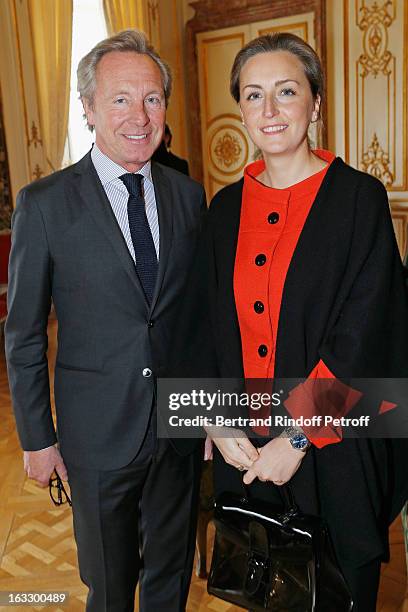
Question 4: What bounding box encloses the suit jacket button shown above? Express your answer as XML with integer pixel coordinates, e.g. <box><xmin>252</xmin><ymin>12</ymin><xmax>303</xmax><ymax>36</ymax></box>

<box><xmin>142</xmin><ymin>368</ymin><xmax>152</xmax><ymax>377</ymax></box>
<box><xmin>148</xmin><ymin>320</ymin><xmax>154</xmax><ymax>328</ymax></box>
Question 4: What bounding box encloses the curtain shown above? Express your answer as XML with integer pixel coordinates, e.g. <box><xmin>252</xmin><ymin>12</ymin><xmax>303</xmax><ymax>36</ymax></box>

<box><xmin>103</xmin><ymin>0</ymin><xmax>144</xmax><ymax>35</ymax></box>
<box><xmin>103</xmin><ymin>0</ymin><xmax>144</xmax><ymax>36</ymax></box>
<box><xmin>28</xmin><ymin>0</ymin><xmax>73</xmax><ymax>172</ymax></box>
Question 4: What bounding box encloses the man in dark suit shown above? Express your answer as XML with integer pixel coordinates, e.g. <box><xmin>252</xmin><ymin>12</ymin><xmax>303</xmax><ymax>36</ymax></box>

<box><xmin>152</xmin><ymin>124</ymin><xmax>190</xmax><ymax>175</ymax></box>
<box><xmin>5</xmin><ymin>29</ymin><xmax>205</xmax><ymax>612</ymax></box>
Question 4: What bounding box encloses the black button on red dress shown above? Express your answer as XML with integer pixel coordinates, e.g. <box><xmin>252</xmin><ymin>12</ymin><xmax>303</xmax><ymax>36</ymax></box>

<box><xmin>268</xmin><ymin>212</ymin><xmax>279</xmax><ymax>224</ymax></box>
<box><xmin>258</xmin><ymin>344</ymin><xmax>268</xmax><ymax>357</ymax></box>
<box><xmin>254</xmin><ymin>301</ymin><xmax>264</xmax><ymax>314</ymax></box>
<box><xmin>255</xmin><ymin>254</ymin><xmax>267</xmax><ymax>266</ymax></box>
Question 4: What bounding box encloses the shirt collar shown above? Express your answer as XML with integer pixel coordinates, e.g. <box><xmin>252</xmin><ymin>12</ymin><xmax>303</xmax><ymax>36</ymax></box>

<box><xmin>91</xmin><ymin>144</ymin><xmax>152</xmax><ymax>187</ymax></box>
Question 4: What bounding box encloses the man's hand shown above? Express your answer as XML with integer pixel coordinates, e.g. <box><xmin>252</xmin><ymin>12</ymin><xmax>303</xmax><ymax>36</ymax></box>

<box><xmin>23</xmin><ymin>445</ymin><xmax>68</xmax><ymax>487</ymax></box>
<box><xmin>206</xmin><ymin>427</ymin><xmax>259</xmax><ymax>471</ymax></box>
<box><xmin>243</xmin><ymin>437</ymin><xmax>305</xmax><ymax>485</ymax></box>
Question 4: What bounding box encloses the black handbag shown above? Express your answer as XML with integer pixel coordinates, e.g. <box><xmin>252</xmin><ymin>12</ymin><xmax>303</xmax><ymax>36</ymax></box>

<box><xmin>207</xmin><ymin>485</ymin><xmax>353</xmax><ymax>611</ymax></box>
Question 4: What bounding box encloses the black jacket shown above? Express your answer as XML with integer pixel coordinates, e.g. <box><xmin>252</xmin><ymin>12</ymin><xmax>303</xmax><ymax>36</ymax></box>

<box><xmin>173</xmin><ymin>157</ymin><xmax>408</xmax><ymax>567</ymax></box>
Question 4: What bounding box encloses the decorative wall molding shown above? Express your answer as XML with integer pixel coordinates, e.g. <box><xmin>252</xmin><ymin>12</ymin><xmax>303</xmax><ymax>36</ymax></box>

<box><xmin>390</xmin><ymin>204</ymin><xmax>408</xmax><ymax>258</ymax></box>
<box><xmin>344</xmin><ymin>0</ymin><xmax>406</xmax><ymax>192</ymax></box>
<box><xmin>207</xmin><ymin>114</ymin><xmax>248</xmax><ymax>187</ymax></box>
<box><xmin>213</xmin><ymin>131</ymin><xmax>242</xmax><ymax>170</ymax></box>
<box><xmin>361</xmin><ymin>132</ymin><xmax>394</xmax><ymax>187</ymax></box>
<box><xmin>357</xmin><ymin>0</ymin><xmax>394</xmax><ymax>77</ymax></box>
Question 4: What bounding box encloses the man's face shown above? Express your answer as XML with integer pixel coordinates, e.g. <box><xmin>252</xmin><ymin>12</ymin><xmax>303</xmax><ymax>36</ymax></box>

<box><xmin>83</xmin><ymin>51</ymin><xmax>166</xmax><ymax>172</ymax></box>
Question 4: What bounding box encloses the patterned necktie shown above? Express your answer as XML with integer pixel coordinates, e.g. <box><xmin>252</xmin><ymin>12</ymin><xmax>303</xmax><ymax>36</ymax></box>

<box><xmin>119</xmin><ymin>173</ymin><xmax>158</xmax><ymax>304</ymax></box>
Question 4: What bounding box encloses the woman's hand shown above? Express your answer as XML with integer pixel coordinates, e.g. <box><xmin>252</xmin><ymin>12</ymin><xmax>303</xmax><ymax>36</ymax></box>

<box><xmin>243</xmin><ymin>437</ymin><xmax>305</xmax><ymax>485</ymax></box>
<box><xmin>206</xmin><ymin>426</ymin><xmax>259</xmax><ymax>471</ymax></box>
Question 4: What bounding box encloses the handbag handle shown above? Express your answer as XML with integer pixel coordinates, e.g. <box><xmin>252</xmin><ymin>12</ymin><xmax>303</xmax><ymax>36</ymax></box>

<box><xmin>279</xmin><ymin>483</ymin><xmax>298</xmax><ymax>513</ymax></box>
<box><xmin>242</xmin><ymin>481</ymin><xmax>299</xmax><ymax>515</ymax></box>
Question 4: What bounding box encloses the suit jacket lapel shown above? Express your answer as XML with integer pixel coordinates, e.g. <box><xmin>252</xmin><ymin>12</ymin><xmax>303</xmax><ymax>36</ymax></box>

<box><xmin>150</xmin><ymin>163</ymin><xmax>173</xmax><ymax>312</ymax></box>
<box><xmin>72</xmin><ymin>153</ymin><xmax>146</xmax><ymax>299</ymax></box>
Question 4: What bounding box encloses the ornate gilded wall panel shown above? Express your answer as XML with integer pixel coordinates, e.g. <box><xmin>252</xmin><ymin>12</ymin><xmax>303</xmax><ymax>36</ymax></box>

<box><xmin>344</xmin><ymin>0</ymin><xmax>407</xmax><ymax>192</ymax></box>
<box><xmin>330</xmin><ymin>0</ymin><xmax>408</xmax><ymax>257</ymax></box>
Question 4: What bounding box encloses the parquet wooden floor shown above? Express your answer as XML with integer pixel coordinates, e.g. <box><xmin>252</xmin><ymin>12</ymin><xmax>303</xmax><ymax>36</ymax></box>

<box><xmin>0</xmin><ymin>317</ymin><xmax>406</xmax><ymax>611</ymax></box>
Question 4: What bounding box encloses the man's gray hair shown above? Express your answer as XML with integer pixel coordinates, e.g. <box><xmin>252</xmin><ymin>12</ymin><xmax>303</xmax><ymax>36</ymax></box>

<box><xmin>77</xmin><ymin>29</ymin><xmax>172</xmax><ymax>106</ymax></box>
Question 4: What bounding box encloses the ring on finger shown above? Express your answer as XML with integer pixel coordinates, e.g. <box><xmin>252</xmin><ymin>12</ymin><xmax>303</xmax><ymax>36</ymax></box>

<box><xmin>237</xmin><ymin>465</ymin><xmax>245</xmax><ymax>471</ymax></box>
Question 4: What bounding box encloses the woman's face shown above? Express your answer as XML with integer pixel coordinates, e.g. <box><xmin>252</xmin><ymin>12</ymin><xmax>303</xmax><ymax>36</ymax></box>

<box><xmin>238</xmin><ymin>50</ymin><xmax>320</xmax><ymax>158</ymax></box>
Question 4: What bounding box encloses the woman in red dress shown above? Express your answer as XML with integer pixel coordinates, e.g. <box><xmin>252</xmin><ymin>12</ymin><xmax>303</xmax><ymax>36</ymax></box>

<box><xmin>175</xmin><ymin>33</ymin><xmax>408</xmax><ymax>610</ymax></box>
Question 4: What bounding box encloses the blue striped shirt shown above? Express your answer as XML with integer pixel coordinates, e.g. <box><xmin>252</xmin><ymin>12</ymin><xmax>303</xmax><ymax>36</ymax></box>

<box><xmin>91</xmin><ymin>144</ymin><xmax>160</xmax><ymax>261</ymax></box>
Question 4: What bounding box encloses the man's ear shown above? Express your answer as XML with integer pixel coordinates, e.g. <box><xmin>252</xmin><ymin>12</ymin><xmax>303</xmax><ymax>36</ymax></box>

<box><xmin>82</xmin><ymin>97</ymin><xmax>95</xmax><ymax>128</ymax></box>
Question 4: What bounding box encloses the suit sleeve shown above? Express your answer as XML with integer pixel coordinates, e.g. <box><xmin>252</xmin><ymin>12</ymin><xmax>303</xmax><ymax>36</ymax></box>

<box><xmin>5</xmin><ymin>188</ymin><xmax>56</xmax><ymax>451</ymax></box>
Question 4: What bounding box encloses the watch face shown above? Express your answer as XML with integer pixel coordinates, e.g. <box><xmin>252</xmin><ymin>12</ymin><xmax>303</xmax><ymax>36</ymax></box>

<box><xmin>291</xmin><ymin>434</ymin><xmax>309</xmax><ymax>450</ymax></box>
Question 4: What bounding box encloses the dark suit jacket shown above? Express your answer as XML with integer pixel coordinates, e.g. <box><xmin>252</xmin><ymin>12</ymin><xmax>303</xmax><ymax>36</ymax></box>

<box><xmin>152</xmin><ymin>142</ymin><xmax>190</xmax><ymax>176</ymax></box>
<box><xmin>5</xmin><ymin>152</ymin><xmax>206</xmax><ymax>470</ymax></box>
<box><xmin>173</xmin><ymin>157</ymin><xmax>408</xmax><ymax>566</ymax></box>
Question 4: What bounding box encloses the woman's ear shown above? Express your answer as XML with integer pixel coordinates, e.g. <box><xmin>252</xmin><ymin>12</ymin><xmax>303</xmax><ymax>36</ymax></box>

<box><xmin>311</xmin><ymin>95</ymin><xmax>321</xmax><ymax>123</ymax></box>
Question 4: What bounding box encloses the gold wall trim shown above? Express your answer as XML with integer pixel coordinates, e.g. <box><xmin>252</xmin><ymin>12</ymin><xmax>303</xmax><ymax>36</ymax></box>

<box><xmin>390</xmin><ymin>204</ymin><xmax>408</xmax><ymax>257</ymax></box>
<box><xmin>344</xmin><ymin>0</ymin><xmax>350</xmax><ymax>163</ymax></box>
<box><xmin>199</xmin><ymin>32</ymin><xmax>245</xmax><ymax>126</ymax></box>
<box><xmin>361</xmin><ymin>132</ymin><xmax>394</xmax><ymax>186</ymax></box>
<box><xmin>403</xmin><ymin>0</ymin><xmax>407</xmax><ymax>190</ymax></box>
<box><xmin>172</xmin><ymin>0</ymin><xmax>186</xmax><ymax>158</ymax></box>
